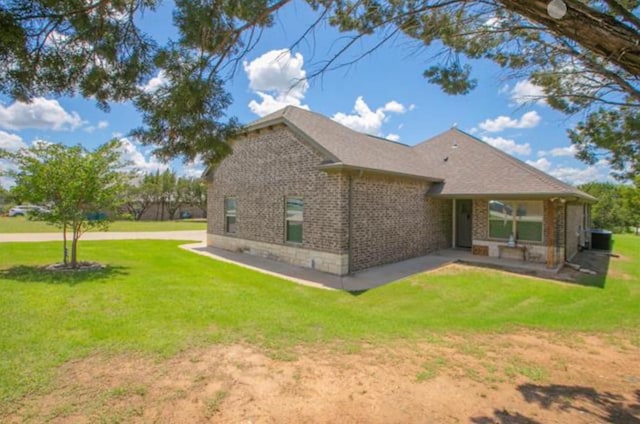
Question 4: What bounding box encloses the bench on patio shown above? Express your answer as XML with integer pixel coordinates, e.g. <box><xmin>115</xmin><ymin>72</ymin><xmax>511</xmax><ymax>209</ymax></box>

<box><xmin>498</xmin><ymin>245</ymin><xmax>527</xmax><ymax>261</ymax></box>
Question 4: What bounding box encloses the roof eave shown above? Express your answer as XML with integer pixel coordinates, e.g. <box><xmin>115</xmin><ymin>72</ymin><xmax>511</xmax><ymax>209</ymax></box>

<box><xmin>427</xmin><ymin>191</ymin><xmax>596</xmax><ymax>202</ymax></box>
<box><xmin>318</xmin><ymin>163</ymin><xmax>443</xmax><ymax>182</ymax></box>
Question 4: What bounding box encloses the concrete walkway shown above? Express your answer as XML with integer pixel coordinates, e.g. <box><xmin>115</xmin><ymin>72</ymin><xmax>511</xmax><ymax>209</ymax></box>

<box><xmin>0</xmin><ymin>230</ymin><xmax>205</xmax><ymax>243</ymax></box>
<box><xmin>181</xmin><ymin>243</ymin><xmax>455</xmax><ymax>291</ymax></box>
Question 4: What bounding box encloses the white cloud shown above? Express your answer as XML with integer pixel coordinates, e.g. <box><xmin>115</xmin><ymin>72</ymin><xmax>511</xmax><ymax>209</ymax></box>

<box><xmin>84</xmin><ymin>120</ymin><xmax>109</xmax><ymax>134</ymax></box>
<box><xmin>510</xmin><ymin>80</ymin><xmax>546</xmax><ymax>105</ymax></box>
<box><xmin>0</xmin><ymin>131</ymin><xmax>26</xmax><ymax>152</ymax></box>
<box><xmin>0</xmin><ymin>98</ymin><xmax>85</xmax><ymax>131</ymax></box>
<box><xmin>525</xmin><ymin>157</ymin><xmax>552</xmax><ymax>172</ymax></box>
<box><xmin>386</xmin><ymin>133</ymin><xmax>400</xmax><ymax>142</ymax></box>
<box><xmin>247</xmin><ymin>92</ymin><xmax>309</xmax><ymax>118</ymax></box>
<box><xmin>382</xmin><ymin>101</ymin><xmax>405</xmax><ymax>114</ymax></box>
<box><xmin>116</xmin><ymin>137</ymin><xmax>168</xmax><ymax>173</ymax></box>
<box><xmin>332</xmin><ymin>96</ymin><xmax>408</xmax><ymax>135</ymax></box>
<box><xmin>244</xmin><ymin>49</ymin><xmax>310</xmax><ymax>116</ymax></box>
<box><xmin>482</xmin><ymin>136</ymin><xmax>532</xmax><ymax>156</ymax></box>
<box><xmin>182</xmin><ymin>167</ymin><xmax>205</xmax><ymax>178</ymax></box>
<box><xmin>139</xmin><ymin>70</ymin><xmax>169</xmax><ymax>93</ymax></box>
<box><xmin>478</xmin><ymin>111</ymin><xmax>541</xmax><ymax>133</ymax></box>
<box><xmin>549</xmin><ymin>165</ymin><xmax>611</xmax><ymax>185</ymax></box>
<box><xmin>527</xmin><ymin>157</ymin><xmax>611</xmax><ymax>185</ymax></box>
<box><xmin>537</xmin><ymin>145</ymin><xmax>577</xmax><ymax>157</ymax></box>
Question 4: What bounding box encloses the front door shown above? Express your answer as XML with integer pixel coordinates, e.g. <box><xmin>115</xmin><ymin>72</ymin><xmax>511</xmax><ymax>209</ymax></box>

<box><xmin>456</xmin><ymin>200</ymin><xmax>473</xmax><ymax>248</ymax></box>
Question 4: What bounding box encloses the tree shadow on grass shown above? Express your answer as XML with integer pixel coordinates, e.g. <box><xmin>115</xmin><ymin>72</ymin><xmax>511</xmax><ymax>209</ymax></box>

<box><xmin>0</xmin><ymin>265</ymin><xmax>128</xmax><ymax>286</ymax></box>
<box><xmin>471</xmin><ymin>384</ymin><xmax>640</xmax><ymax>424</ymax></box>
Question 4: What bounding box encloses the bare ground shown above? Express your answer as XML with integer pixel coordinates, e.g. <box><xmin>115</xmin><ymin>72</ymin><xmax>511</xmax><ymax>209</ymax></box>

<box><xmin>5</xmin><ymin>332</ymin><xmax>640</xmax><ymax>424</ymax></box>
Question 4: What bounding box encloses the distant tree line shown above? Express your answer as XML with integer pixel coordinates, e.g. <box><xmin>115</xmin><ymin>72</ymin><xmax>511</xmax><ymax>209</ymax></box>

<box><xmin>123</xmin><ymin>169</ymin><xmax>207</xmax><ymax>221</ymax></box>
<box><xmin>1</xmin><ymin>166</ymin><xmax>207</xmax><ymax>222</ymax></box>
<box><xmin>579</xmin><ymin>180</ymin><xmax>640</xmax><ymax>234</ymax></box>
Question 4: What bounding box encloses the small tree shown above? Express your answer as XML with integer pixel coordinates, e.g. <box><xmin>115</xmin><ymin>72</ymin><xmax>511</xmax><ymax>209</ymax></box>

<box><xmin>186</xmin><ymin>178</ymin><xmax>208</xmax><ymax>218</ymax></box>
<box><xmin>123</xmin><ymin>176</ymin><xmax>157</xmax><ymax>221</ymax></box>
<box><xmin>1</xmin><ymin>140</ymin><xmax>125</xmax><ymax>268</ymax></box>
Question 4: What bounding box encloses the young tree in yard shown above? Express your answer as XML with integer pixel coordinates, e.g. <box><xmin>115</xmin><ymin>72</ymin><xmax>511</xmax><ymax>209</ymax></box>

<box><xmin>0</xmin><ymin>140</ymin><xmax>125</xmax><ymax>268</ymax></box>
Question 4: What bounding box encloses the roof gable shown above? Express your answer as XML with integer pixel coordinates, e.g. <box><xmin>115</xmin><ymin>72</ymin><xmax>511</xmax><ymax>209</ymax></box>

<box><xmin>245</xmin><ymin>106</ymin><xmax>443</xmax><ymax>181</ymax></box>
<box><xmin>412</xmin><ymin>129</ymin><xmax>594</xmax><ymax>201</ymax></box>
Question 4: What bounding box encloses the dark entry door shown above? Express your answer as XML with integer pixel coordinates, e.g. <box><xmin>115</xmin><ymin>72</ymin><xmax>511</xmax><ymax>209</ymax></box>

<box><xmin>456</xmin><ymin>200</ymin><xmax>473</xmax><ymax>248</ymax></box>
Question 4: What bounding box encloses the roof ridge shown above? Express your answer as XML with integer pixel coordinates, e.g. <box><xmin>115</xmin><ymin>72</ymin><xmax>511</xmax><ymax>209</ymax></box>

<box><xmin>283</xmin><ymin>106</ymin><xmax>415</xmax><ymax>148</ymax></box>
<box><xmin>365</xmin><ymin>133</ymin><xmax>412</xmax><ymax>147</ymax></box>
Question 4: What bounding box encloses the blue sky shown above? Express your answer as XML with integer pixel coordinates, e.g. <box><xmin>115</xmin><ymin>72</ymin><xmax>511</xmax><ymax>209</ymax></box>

<box><xmin>0</xmin><ymin>1</ymin><xmax>612</xmax><ymax>187</ymax></box>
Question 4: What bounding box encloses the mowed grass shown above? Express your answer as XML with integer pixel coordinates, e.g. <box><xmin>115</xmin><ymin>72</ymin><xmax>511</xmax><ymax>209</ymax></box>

<box><xmin>0</xmin><ymin>216</ymin><xmax>206</xmax><ymax>233</ymax></box>
<box><xmin>0</xmin><ymin>235</ymin><xmax>639</xmax><ymax>409</ymax></box>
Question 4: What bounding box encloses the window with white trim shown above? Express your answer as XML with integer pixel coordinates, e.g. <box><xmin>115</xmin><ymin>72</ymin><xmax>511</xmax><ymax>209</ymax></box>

<box><xmin>224</xmin><ymin>197</ymin><xmax>237</xmax><ymax>234</ymax></box>
<box><xmin>285</xmin><ymin>197</ymin><xmax>303</xmax><ymax>243</ymax></box>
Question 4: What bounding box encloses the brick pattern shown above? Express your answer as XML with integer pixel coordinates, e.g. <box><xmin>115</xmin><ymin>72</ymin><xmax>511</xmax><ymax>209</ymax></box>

<box><xmin>472</xmin><ymin>199</ymin><xmax>488</xmax><ymax>240</ymax></box>
<box><xmin>472</xmin><ymin>245</ymin><xmax>489</xmax><ymax>256</ymax></box>
<box><xmin>209</xmin><ymin>234</ymin><xmax>348</xmax><ymax>275</ymax></box>
<box><xmin>208</xmin><ymin>125</ymin><xmax>349</xmax><ymax>254</ymax></box>
<box><xmin>350</xmin><ymin>175</ymin><xmax>451</xmax><ymax>272</ymax></box>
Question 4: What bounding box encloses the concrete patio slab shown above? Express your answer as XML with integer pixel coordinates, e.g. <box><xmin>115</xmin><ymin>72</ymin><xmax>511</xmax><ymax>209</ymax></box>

<box><xmin>181</xmin><ymin>243</ymin><xmax>455</xmax><ymax>291</ymax></box>
<box><xmin>434</xmin><ymin>248</ymin><xmax>563</xmax><ymax>275</ymax></box>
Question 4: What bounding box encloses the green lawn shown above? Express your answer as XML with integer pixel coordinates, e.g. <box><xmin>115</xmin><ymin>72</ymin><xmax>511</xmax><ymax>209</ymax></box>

<box><xmin>0</xmin><ymin>216</ymin><xmax>206</xmax><ymax>233</ymax></box>
<box><xmin>0</xmin><ymin>235</ymin><xmax>639</xmax><ymax>409</ymax></box>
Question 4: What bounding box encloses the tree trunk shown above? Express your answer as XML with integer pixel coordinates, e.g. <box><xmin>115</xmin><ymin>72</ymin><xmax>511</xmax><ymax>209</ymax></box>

<box><xmin>62</xmin><ymin>222</ymin><xmax>68</xmax><ymax>265</ymax></box>
<box><xmin>70</xmin><ymin>223</ymin><xmax>79</xmax><ymax>268</ymax></box>
<box><xmin>499</xmin><ymin>0</ymin><xmax>640</xmax><ymax>78</ymax></box>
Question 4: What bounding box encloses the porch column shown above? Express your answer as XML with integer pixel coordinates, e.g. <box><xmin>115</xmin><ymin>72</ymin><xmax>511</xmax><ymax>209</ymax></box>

<box><xmin>546</xmin><ymin>200</ymin><xmax>555</xmax><ymax>269</ymax></box>
<box><xmin>452</xmin><ymin>199</ymin><xmax>456</xmax><ymax>248</ymax></box>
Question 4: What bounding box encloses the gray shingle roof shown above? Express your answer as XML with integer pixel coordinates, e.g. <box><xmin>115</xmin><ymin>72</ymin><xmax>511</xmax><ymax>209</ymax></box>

<box><xmin>413</xmin><ymin>129</ymin><xmax>595</xmax><ymax>201</ymax></box>
<box><xmin>243</xmin><ymin>106</ymin><xmax>594</xmax><ymax>201</ymax></box>
<box><xmin>246</xmin><ymin>106</ymin><xmax>443</xmax><ymax>181</ymax></box>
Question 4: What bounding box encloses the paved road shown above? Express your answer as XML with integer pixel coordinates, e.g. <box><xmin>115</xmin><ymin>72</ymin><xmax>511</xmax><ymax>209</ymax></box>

<box><xmin>0</xmin><ymin>230</ymin><xmax>205</xmax><ymax>243</ymax></box>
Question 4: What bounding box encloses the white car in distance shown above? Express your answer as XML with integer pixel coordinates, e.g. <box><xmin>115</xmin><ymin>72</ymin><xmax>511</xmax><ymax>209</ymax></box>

<box><xmin>8</xmin><ymin>205</ymin><xmax>50</xmax><ymax>217</ymax></box>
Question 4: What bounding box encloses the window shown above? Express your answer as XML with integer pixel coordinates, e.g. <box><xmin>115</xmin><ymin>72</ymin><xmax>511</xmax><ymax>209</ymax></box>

<box><xmin>489</xmin><ymin>200</ymin><xmax>543</xmax><ymax>242</ymax></box>
<box><xmin>285</xmin><ymin>197</ymin><xmax>303</xmax><ymax>243</ymax></box>
<box><xmin>224</xmin><ymin>197</ymin><xmax>237</xmax><ymax>234</ymax></box>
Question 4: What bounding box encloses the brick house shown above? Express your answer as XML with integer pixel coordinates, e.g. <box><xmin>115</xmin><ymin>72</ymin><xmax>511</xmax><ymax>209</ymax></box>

<box><xmin>205</xmin><ymin>106</ymin><xmax>594</xmax><ymax>275</ymax></box>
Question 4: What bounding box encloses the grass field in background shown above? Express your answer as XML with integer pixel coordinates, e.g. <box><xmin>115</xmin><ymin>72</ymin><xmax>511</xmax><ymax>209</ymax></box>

<box><xmin>0</xmin><ymin>217</ymin><xmax>206</xmax><ymax>233</ymax></box>
<box><xmin>0</xmin><ymin>235</ymin><xmax>638</xmax><ymax>409</ymax></box>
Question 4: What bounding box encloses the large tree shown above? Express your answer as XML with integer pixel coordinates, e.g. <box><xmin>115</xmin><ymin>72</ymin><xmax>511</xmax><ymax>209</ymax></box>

<box><xmin>0</xmin><ymin>140</ymin><xmax>126</xmax><ymax>268</ymax></box>
<box><xmin>621</xmin><ymin>176</ymin><xmax>640</xmax><ymax>234</ymax></box>
<box><xmin>579</xmin><ymin>181</ymin><xmax>634</xmax><ymax>231</ymax></box>
<box><xmin>1</xmin><ymin>0</ymin><xmax>639</xmax><ymax>174</ymax></box>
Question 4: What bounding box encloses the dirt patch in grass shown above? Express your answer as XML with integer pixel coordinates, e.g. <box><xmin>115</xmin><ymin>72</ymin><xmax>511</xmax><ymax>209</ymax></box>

<box><xmin>5</xmin><ymin>331</ymin><xmax>640</xmax><ymax>423</ymax></box>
